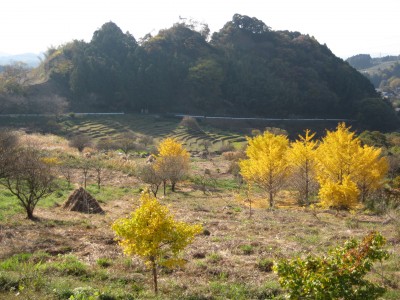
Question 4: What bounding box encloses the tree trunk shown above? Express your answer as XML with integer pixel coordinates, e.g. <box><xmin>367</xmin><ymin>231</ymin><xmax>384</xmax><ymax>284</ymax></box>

<box><xmin>151</xmin><ymin>257</ymin><xmax>158</xmax><ymax>294</ymax></box>
<box><xmin>269</xmin><ymin>191</ymin><xmax>273</xmax><ymax>208</ymax></box>
<box><xmin>26</xmin><ymin>207</ymin><xmax>35</xmax><ymax>220</ymax></box>
<box><xmin>305</xmin><ymin>179</ymin><xmax>309</xmax><ymax>206</ymax></box>
<box><xmin>249</xmin><ymin>201</ymin><xmax>252</xmax><ymax>218</ymax></box>
<box><xmin>305</xmin><ymin>162</ymin><xmax>309</xmax><ymax>206</ymax></box>
<box><xmin>152</xmin><ymin>185</ymin><xmax>159</xmax><ymax>197</ymax></box>
<box><xmin>171</xmin><ymin>182</ymin><xmax>176</xmax><ymax>192</ymax></box>
<box><xmin>163</xmin><ymin>180</ymin><xmax>166</xmax><ymax>196</ymax></box>
<box><xmin>97</xmin><ymin>172</ymin><xmax>101</xmax><ymax>190</ymax></box>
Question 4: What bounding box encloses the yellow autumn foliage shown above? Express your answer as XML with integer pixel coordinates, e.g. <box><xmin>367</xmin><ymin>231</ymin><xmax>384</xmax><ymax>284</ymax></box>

<box><xmin>112</xmin><ymin>191</ymin><xmax>202</xmax><ymax>267</ymax></box>
<box><xmin>354</xmin><ymin>145</ymin><xmax>388</xmax><ymax>202</ymax></box>
<box><xmin>157</xmin><ymin>137</ymin><xmax>190</xmax><ymax>160</ymax></box>
<box><xmin>319</xmin><ymin>175</ymin><xmax>360</xmax><ymax>208</ymax></box>
<box><xmin>41</xmin><ymin>156</ymin><xmax>60</xmax><ymax>166</ymax></box>
<box><xmin>316</xmin><ymin>123</ymin><xmax>388</xmax><ymax>209</ymax></box>
<box><xmin>287</xmin><ymin>129</ymin><xmax>318</xmax><ymax>205</ymax></box>
<box><xmin>155</xmin><ymin>137</ymin><xmax>190</xmax><ymax>193</ymax></box>
<box><xmin>240</xmin><ymin>131</ymin><xmax>290</xmax><ymax>207</ymax></box>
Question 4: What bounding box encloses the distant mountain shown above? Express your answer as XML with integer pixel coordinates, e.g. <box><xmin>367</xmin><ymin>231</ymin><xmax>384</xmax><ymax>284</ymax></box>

<box><xmin>0</xmin><ymin>53</ymin><xmax>43</xmax><ymax>67</ymax></box>
<box><xmin>346</xmin><ymin>54</ymin><xmax>400</xmax><ymax>105</ymax></box>
<box><xmin>346</xmin><ymin>54</ymin><xmax>400</xmax><ymax>72</ymax></box>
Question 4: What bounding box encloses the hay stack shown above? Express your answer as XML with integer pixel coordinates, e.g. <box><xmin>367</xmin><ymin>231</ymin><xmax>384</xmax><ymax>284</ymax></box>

<box><xmin>63</xmin><ymin>187</ymin><xmax>104</xmax><ymax>214</ymax></box>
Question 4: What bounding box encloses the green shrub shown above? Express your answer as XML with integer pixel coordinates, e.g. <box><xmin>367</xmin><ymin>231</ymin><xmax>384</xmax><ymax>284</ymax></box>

<box><xmin>0</xmin><ymin>272</ymin><xmax>19</xmax><ymax>291</ymax></box>
<box><xmin>0</xmin><ymin>253</ymin><xmax>32</xmax><ymax>270</ymax></box>
<box><xmin>96</xmin><ymin>258</ymin><xmax>112</xmax><ymax>268</ymax></box>
<box><xmin>207</xmin><ymin>253</ymin><xmax>223</xmax><ymax>264</ymax></box>
<box><xmin>240</xmin><ymin>244</ymin><xmax>253</xmax><ymax>255</ymax></box>
<box><xmin>274</xmin><ymin>231</ymin><xmax>389</xmax><ymax>299</ymax></box>
<box><xmin>256</xmin><ymin>258</ymin><xmax>274</xmax><ymax>272</ymax></box>
<box><xmin>42</xmin><ymin>255</ymin><xmax>88</xmax><ymax>277</ymax></box>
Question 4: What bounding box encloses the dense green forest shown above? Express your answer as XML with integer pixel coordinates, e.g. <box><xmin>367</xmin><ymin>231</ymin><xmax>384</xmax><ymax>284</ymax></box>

<box><xmin>1</xmin><ymin>14</ymin><xmax>399</xmax><ymax>131</ymax></box>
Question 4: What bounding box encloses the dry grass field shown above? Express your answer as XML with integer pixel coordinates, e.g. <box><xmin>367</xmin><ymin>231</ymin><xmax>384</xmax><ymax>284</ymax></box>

<box><xmin>0</xmin><ymin>121</ymin><xmax>399</xmax><ymax>299</ymax></box>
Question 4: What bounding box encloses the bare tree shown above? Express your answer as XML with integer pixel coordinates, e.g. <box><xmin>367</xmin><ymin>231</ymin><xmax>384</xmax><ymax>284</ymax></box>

<box><xmin>69</xmin><ymin>135</ymin><xmax>91</xmax><ymax>153</ymax></box>
<box><xmin>79</xmin><ymin>158</ymin><xmax>92</xmax><ymax>189</ymax></box>
<box><xmin>0</xmin><ymin>147</ymin><xmax>55</xmax><ymax>220</ymax></box>
<box><xmin>115</xmin><ymin>132</ymin><xmax>140</xmax><ymax>156</ymax></box>
<box><xmin>137</xmin><ymin>164</ymin><xmax>163</xmax><ymax>197</ymax></box>
<box><xmin>96</xmin><ymin>138</ymin><xmax>118</xmax><ymax>153</ymax></box>
<box><xmin>138</xmin><ymin>135</ymin><xmax>154</xmax><ymax>148</ymax></box>
<box><xmin>180</xmin><ymin>116</ymin><xmax>201</xmax><ymax>131</ymax></box>
<box><xmin>59</xmin><ymin>156</ymin><xmax>77</xmax><ymax>188</ymax></box>
<box><xmin>156</xmin><ymin>156</ymin><xmax>189</xmax><ymax>195</ymax></box>
<box><xmin>199</xmin><ymin>140</ymin><xmax>212</xmax><ymax>156</ymax></box>
<box><xmin>192</xmin><ymin>168</ymin><xmax>217</xmax><ymax>195</ymax></box>
<box><xmin>92</xmin><ymin>156</ymin><xmax>106</xmax><ymax>190</ymax></box>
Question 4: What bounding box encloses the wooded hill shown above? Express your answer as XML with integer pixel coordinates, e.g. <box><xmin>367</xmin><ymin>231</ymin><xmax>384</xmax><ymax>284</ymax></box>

<box><xmin>346</xmin><ymin>54</ymin><xmax>400</xmax><ymax>89</ymax></box>
<box><xmin>1</xmin><ymin>14</ymin><xmax>399</xmax><ymax>131</ymax></box>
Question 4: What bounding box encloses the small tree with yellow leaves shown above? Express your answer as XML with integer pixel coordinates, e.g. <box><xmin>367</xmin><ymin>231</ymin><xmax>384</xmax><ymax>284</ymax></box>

<box><xmin>155</xmin><ymin>138</ymin><xmax>190</xmax><ymax>195</ymax></box>
<box><xmin>240</xmin><ymin>131</ymin><xmax>290</xmax><ymax>208</ymax></box>
<box><xmin>355</xmin><ymin>145</ymin><xmax>388</xmax><ymax>202</ymax></box>
<box><xmin>112</xmin><ymin>192</ymin><xmax>202</xmax><ymax>294</ymax></box>
<box><xmin>316</xmin><ymin>123</ymin><xmax>388</xmax><ymax>209</ymax></box>
<box><xmin>287</xmin><ymin>130</ymin><xmax>318</xmax><ymax>206</ymax></box>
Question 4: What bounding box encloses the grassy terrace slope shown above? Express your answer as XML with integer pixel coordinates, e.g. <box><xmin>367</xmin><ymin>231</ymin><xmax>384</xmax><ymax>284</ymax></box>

<box><xmin>0</xmin><ymin>114</ymin><xmax>248</xmax><ymax>152</ymax></box>
<box><xmin>61</xmin><ymin>114</ymin><xmax>246</xmax><ymax>150</ymax></box>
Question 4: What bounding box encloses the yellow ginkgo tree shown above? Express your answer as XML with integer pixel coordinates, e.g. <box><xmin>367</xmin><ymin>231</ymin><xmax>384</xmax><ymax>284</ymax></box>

<box><xmin>155</xmin><ymin>137</ymin><xmax>190</xmax><ymax>195</ymax></box>
<box><xmin>112</xmin><ymin>191</ymin><xmax>202</xmax><ymax>294</ymax></box>
<box><xmin>287</xmin><ymin>129</ymin><xmax>318</xmax><ymax>206</ymax></box>
<box><xmin>240</xmin><ymin>131</ymin><xmax>290</xmax><ymax>208</ymax></box>
<box><xmin>316</xmin><ymin>123</ymin><xmax>388</xmax><ymax>209</ymax></box>
<box><xmin>354</xmin><ymin>144</ymin><xmax>388</xmax><ymax>202</ymax></box>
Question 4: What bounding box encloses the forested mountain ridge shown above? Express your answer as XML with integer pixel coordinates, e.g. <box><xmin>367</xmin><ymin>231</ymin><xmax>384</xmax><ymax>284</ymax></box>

<box><xmin>346</xmin><ymin>54</ymin><xmax>400</xmax><ymax>71</ymax></box>
<box><xmin>346</xmin><ymin>54</ymin><xmax>400</xmax><ymax>114</ymax></box>
<box><xmin>346</xmin><ymin>54</ymin><xmax>400</xmax><ymax>89</ymax></box>
<box><xmin>1</xmin><ymin>14</ymin><xmax>398</xmax><ymax>131</ymax></box>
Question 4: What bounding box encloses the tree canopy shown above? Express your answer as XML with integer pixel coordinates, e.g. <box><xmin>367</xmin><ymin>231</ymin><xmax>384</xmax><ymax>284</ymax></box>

<box><xmin>112</xmin><ymin>191</ymin><xmax>202</xmax><ymax>293</ymax></box>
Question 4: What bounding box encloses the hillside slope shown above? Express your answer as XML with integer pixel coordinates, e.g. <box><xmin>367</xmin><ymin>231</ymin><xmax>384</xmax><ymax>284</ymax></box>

<box><xmin>2</xmin><ymin>15</ymin><xmax>398</xmax><ymax>131</ymax></box>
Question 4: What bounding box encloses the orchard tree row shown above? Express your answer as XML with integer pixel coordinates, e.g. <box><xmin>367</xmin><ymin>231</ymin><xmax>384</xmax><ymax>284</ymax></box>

<box><xmin>240</xmin><ymin>123</ymin><xmax>388</xmax><ymax>209</ymax></box>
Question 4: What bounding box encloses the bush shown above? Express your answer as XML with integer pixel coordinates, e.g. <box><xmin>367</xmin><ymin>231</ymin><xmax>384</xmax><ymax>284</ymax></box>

<box><xmin>96</xmin><ymin>258</ymin><xmax>112</xmax><ymax>268</ymax></box>
<box><xmin>180</xmin><ymin>116</ymin><xmax>200</xmax><ymax>130</ymax></box>
<box><xmin>218</xmin><ymin>141</ymin><xmax>235</xmax><ymax>153</ymax></box>
<box><xmin>0</xmin><ymin>253</ymin><xmax>32</xmax><ymax>270</ymax></box>
<box><xmin>274</xmin><ymin>231</ymin><xmax>389</xmax><ymax>299</ymax></box>
<box><xmin>240</xmin><ymin>244</ymin><xmax>254</xmax><ymax>255</ymax></box>
<box><xmin>43</xmin><ymin>255</ymin><xmax>88</xmax><ymax>277</ymax></box>
<box><xmin>222</xmin><ymin>151</ymin><xmax>246</xmax><ymax>161</ymax></box>
<box><xmin>0</xmin><ymin>272</ymin><xmax>19</xmax><ymax>291</ymax></box>
<box><xmin>257</xmin><ymin>258</ymin><xmax>274</xmax><ymax>272</ymax></box>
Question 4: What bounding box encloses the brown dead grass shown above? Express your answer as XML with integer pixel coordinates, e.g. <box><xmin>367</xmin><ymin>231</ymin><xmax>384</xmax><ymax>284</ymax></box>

<box><xmin>1</xmin><ymin>176</ymin><xmax>399</xmax><ymax>296</ymax></box>
<box><xmin>0</xmin><ymin>132</ymin><xmax>399</xmax><ymax>297</ymax></box>
<box><xmin>18</xmin><ymin>132</ymin><xmax>77</xmax><ymax>154</ymax></box>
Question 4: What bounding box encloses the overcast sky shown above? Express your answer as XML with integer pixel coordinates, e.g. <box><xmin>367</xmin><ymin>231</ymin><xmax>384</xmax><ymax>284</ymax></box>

<box><xmin>1</xmin><ymin>0</ymin><xmax>399</xmax><ymax>59</ymax></box>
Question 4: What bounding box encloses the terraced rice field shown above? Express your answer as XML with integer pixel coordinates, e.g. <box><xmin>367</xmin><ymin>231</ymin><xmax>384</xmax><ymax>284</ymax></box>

<box><xmin>61</xmin><ymin>114</ymin><xmax>247</xmax><ymax>151</ymax></box>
